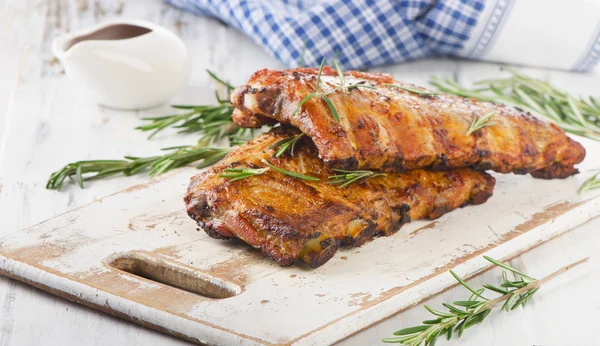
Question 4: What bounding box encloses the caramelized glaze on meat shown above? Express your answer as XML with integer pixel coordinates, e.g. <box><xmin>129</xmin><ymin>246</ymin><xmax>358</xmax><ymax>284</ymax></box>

<box><xmin>230</xmin><ymin>68</ymin><xmax>585</xmax><ymax>179</ymax></box>
<box><xmin>185</xmin><ymin>127</ymin><xmax>495</xmax><ymax>268</ymax></box>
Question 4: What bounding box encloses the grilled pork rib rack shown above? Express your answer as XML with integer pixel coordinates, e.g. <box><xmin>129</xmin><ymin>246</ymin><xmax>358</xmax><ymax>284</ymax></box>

<box><xmin>185</xmin><ymin>68</ymin><xmax>586</xmax><ymax>267</ymax></box>
<box><xmin>231</xmin><ymin>68</ymin><xmax>585</xmax><ymax>179</ymax></box>
<box><xmin>185</xmin><ymin>127</ymin><xmax>495</xmax><ymax>268</ymax></box>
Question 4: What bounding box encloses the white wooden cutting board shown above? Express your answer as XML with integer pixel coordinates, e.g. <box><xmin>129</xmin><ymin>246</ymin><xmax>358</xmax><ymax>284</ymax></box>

<box><xmin>0</xmin><ymin>137</ymin><xmax>599</xmax><ymax>346</ymax></box>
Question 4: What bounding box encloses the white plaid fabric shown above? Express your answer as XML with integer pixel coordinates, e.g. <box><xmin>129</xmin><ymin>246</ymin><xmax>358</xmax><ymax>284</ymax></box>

<box><xmin>166</xmin><ymin>0</ymin><xmax>600</xmax><ymax>71</ymax></box>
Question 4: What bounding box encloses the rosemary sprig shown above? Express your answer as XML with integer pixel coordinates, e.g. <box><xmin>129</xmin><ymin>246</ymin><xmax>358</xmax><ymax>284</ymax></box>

<box><xmin>219</xmin><ymin>167</ymin><xmax>269</xmax><ymax>182</ymax></box>
<box><xmin>299</xmin><ymin>38</ymin><xmax>308</xmax><ymax>68</ymax></box>
<box><xmin>430</xmin><ymin>69</ymin><xmax>600</xmax><ymax>141</ymax></box>
<box><xmin>328</xmin><ymin>169</ymin><xmax>386</xmax><ymax>188</ymax></box>
<box><xmin>383</xmin><ymin>256</ymin><xmax>588</xmax><ymax>345</ymax></box>
<box><xmin>333</xmin><ymin>58</ymin><xmax>349</xmax><ymax>93</ymax></box>
<box><xmin>292</xmin><ymin>58</ymin><xmax>375</xmax><ymax>122</ymax></box>
<box><xmin>321</xmin><ymin>96</ymin><xmax>341</xmax><ymax>122</ymax></box>
<box><xmin>206</xmin><ymin>69</ymin><xmax>235</xmax><ymax>90</ymax></box>
<box><xmin>466</xmin><ymin>112</ymin><xmax>494</xmax><ymax>136</ymax></box>
<box><xmin>332</xmin><ymin>58</ymin><xmax>377</xmax><ymax>92</ymax></box>
<box><xmin>218</xmin><ymin>158</ymin><xmax>320</xmax><ymax>182</ymax></box>
<box><xmin>269</xmin><ymin>133</ymin><xmax>305</xmax><ymax>157</ymax></box>
<box><xmin>46</xmin><ymin>146</ymin><xmax>231</xmax><ymax>190</ymax></box>
<box><xmin>346</xmin><ymin>81</ymin><xmax>377</xmax><ymax>91</ymax></box>
<box><xmin>48</xmin><ymin>71</ymin><xmax>249</xmax><ymax>190</ymax></box>
<box><xmin>261</xmin><ymin>159</ymin><xmax>320</xmax><ymax>181</ymax></box>
<box><xmin>136</xmin><ymin>104</ymin><xmax>236</xmax><ymax>140</ymax></box>
<box><xmin>135</xmin><ymin>69</ymin><xmax>240</xmax><ymax>141</ymax></box>
<box><xmin>228</xmin><ymin>127</ymin><xmax>260</xmax><ymax>146</ymax></box>
<box><xmin>579</xmin><ymin>171</ymin><xmax>600</xmax><ymax>194</ymax></box>
<box><xmin>292</xmin><ymin>59</ymin><xmax>341</xmax><ymax>121</ymax></box>
<box><xmin>384</xmin><ymin>83</ymin><xmax>439</xmax><ymax>96</ymax></box>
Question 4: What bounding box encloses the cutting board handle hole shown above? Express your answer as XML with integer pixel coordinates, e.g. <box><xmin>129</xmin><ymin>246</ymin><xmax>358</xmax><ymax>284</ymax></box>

<box><xmin>106</xmin><ymin>251</ymin><xmax>242</xmax><ymax>299</ymax></box>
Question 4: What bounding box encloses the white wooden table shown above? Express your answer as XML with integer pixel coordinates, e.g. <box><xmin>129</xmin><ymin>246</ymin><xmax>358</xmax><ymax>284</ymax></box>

<box><xmin>1</xmin><ymin>1</ymin><xmax>599</xmax><ymax>345</ymax></box>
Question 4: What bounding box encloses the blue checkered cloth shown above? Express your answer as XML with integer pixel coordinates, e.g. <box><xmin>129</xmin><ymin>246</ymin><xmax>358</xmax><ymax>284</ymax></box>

<box><xmin>165</xmin><ymin>0</ymin><xmax>600</xmax><ymax>71</ymax></box>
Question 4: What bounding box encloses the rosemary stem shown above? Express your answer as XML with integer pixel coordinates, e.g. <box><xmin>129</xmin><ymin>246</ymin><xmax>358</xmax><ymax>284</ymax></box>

<box><xmin>481</xmin><ymin>257</ymin><xmax>589</xmax><ymax>311</ymax></box>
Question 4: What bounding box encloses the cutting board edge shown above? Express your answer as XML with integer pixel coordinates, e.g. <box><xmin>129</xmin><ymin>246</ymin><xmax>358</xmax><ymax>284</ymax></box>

<box><xmin>0</xmin><ymin>254</ymin><xmax>268</xmax><ymax>346</ymax></box>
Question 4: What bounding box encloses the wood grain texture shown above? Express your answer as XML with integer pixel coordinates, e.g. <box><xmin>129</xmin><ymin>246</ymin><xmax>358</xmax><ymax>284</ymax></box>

<box><xmin>0</xmin><ymin>0</ymin><xmax>599</xmax><ymax>345</ymax></box>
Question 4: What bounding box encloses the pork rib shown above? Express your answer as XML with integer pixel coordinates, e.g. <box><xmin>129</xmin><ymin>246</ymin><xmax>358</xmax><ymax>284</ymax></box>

<box><xmin>230</xmin><ymin>68</ymin><xmax>585</xmax><ymax>178</ymax></box>
<box><xmin>185</xmin><ymin>127</ymin><xmax>495</xmax><ymax>268</ymax></box>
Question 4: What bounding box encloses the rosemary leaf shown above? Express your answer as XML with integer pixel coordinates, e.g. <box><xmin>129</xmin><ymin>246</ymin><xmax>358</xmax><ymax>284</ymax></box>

<box><xmin>568</xmin><ymin>96</ymin><xmax>587</xmax><ymax>126</ymax></box>
<box><xmin>196</xmin><ymin>150</ymin><xmax>229</xmax><ymax>169</ymax></box>
<box><xmin>315</xmin><ymin>58</ymin><xmax>326</xmax><ymax>92</ymax></box>
<box><xmin>171</xmin><ymin>105</ymin><xmax>204</xmax><ymax>110</ymax></box>
<box><xmin>450</xmin><ymin>270</ymin><xmax>489</xmax><ymax>301</ymax></box>
<box><xmin>424</xmin><ymin>305</ymin><xmax>454</xmax><ymax>318</ymax></box>
<box><xmin>299</xmin><ymin>38</ymin><xmax>308</xmax><ymax>68</ymax></box>
<box><xmin>228</xmin><ymin>127</ymin><xmax>259</xmax><ymax>146</ymax></box>
<box><xmin>453</xmin><ymin>300</ymin><xmax>483</xmax><ymax>308</ymax></box>
<box><xmin>333</xmin><ymin>58</ymin><xmax>347</xmax><ymax>93</ymax></box>
<box><xmin>269</xmin><ymin>133</ymin><xmax>305</xmax><ymax>157</ymax></box>
<box><xmin>321</xmin><ymin>95</ymin><xmax>341</xmax><ymax>122</ymax></box>
<box><xmin>347</xmin><ymin>81</ymin><xmax>377</xmax><ymax>91</ymax></box>
<box><xmin>442</xmin><ymin>303</ymin><xmax>467</xmax><ymax>315</ymax></box>
<box><xmin>75</xmin><ymin>164</ymin><xmax>84</xmax><ymax>188</ymax></box>
<box><xmin>482</xmin><ymin>284</ymin><xmax>509</xmax><ymax>295</ymax></box>
<box><xmin>482</xmin><ymin>255</ymin><xmax>534</xmax><ymax>280</ymax></box>
<box><xmin>466</xmin><ymin>112</ymin><xmax>494</xmax><ymax>136</ymax></box>
<box><xmin>292</xmin><ymin>93</ymin><xmax>321</xmax><ymax>117</ymax></box>
<box><xmin>579</xmin><ymin>171</ymin><xmax>600</xmax><ymax>194</ymax></box>
<box><xmin>328</xmin><ymin>169</ymin><xmax>386</xmax><ymax>188</ymax></box>
<box><xmin>423</xmin><ymin>319</ymin><xmax>443</xmax><ymax>325</ymax></box>
<box><xmin>393</xmin><ymin>325</ymin><xmax>430</xmax><ymax>336</ymax></box>
<box><xmin>468</xmin><ymin>288</ymin><xmax>485</xmax><ymax>301</ymax></box>
<box><xmin>384</xmin><ymin>83</ymin><xmax>440</xmax><ymax>96</ymax></box>
<box><xmin>206</xmin><ymin>69</ymin><xmax>235</xmax><ymax>90</ymax></box>
<box><xmin>261</xmin><ymin>159</ymin><xmax>320</xmax><ymax>181</ymax></box>
<box><xmin>219</xmin><ymin>167</ymin><xmax>269</xmax><ymax>181</ymax></box>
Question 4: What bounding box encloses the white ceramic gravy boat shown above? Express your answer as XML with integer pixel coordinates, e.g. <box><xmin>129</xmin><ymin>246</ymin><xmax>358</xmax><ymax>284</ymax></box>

<box><xmin>53</xmin><ymin>19</ymin><xmax>190</xmax><ymax>110</ymax></box>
